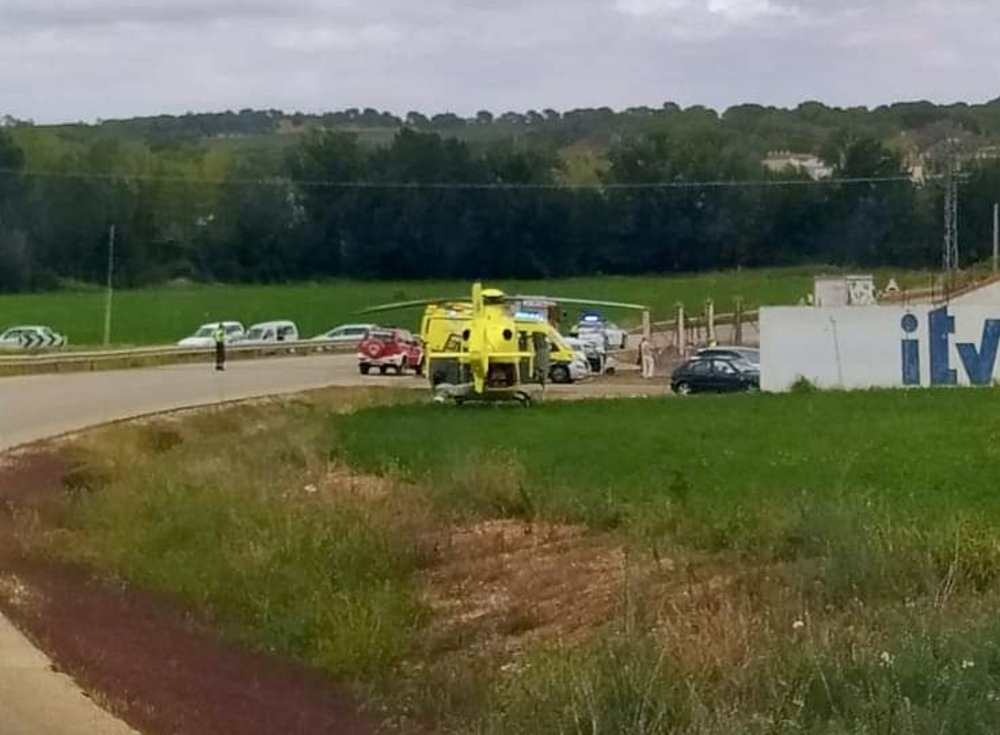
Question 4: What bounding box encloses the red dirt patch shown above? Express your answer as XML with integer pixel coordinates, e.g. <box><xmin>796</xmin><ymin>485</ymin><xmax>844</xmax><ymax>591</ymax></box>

<box><xmin>0</xmin><ymin>446</ymin><xmax>405</xmax><ymax>735</ymax></box>
<box><xmin>417</xmin><ymin>519</ymin><xmax>669</xmax><ymax>662</ymax></box>
<box><xmin>413</xmin><ymin>519</ymin><xmax>762</xmax><ymax>675</ymax></box>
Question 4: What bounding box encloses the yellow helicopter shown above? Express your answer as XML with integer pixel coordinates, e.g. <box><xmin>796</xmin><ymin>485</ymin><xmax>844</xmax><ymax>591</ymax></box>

<box><xmin>378</xmin><ymin>282</ymin><xmax>542</xmax><ymax>405</ymax></box>
<box><xmin>359</xmin><ymin>282</ymin><xmax>651</xmax><ymax>405</ymax></box>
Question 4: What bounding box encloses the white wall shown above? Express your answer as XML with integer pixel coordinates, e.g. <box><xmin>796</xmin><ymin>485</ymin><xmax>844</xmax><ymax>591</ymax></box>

<box><xmin>760</xmin><ymin>304</ymin><xmax>1000</xmax><ymax>392</ymax></box>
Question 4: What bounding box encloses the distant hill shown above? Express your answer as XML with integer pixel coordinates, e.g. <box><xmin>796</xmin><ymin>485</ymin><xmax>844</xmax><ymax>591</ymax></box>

<box><xmin>6</xmin><ymin>98</ymin><xmax>1000</xmax><ymax>162</ymax></box>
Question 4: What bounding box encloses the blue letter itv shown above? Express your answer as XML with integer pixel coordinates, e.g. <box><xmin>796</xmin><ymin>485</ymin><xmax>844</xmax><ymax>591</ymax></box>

<box><xmin>902</xmin><ymin>306</ymin><xmax>1000</xmax><ymax>386</ymax></box>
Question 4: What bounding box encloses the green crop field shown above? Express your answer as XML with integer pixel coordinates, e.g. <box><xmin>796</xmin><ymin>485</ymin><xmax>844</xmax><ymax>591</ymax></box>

<box><xmin>0</xmin><ymin>265</ymin><xmax>934</xmax><ymax>347</ymax></box>
<box><xmin>332</xmin><ymin>389</ymin><xmax>1000</xmax><ymax>548</ymax></box>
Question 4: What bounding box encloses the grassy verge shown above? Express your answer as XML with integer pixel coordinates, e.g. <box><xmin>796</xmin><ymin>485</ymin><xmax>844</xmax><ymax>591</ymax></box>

<box><xmin>26</xmin><ymin>388</ymin><xmax>431</xmax><ymax>689</ymax></box>
<box><xmin>18</xmin><ymin>386</ymin><xmax>1000</xmax><ymax>733</ymax></box>
<box><xmin>0</xmin><ymin>266</ymin><xmax>934</xmax><ymax>346</ymax></box>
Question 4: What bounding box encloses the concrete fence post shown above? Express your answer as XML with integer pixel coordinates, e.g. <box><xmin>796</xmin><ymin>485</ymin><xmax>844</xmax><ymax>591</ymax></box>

<box><xmin>734</xmin><ymin>297</ymin><xmax>744</xmax><ymax>345</ymax></box>
<box><xmin>705</xmin><ymin>299</ymin><xmax>716</xmax><ymax>345</ymax></box>
<box><xmin>676</xmin><ymin>303</ymin><xmax>686</xmax><ymax>355</ymax></box>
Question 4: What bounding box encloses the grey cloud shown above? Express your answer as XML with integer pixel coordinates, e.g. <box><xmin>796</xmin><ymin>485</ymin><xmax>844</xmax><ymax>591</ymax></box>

<box><xmin>0</xmin><ymin>0</ymin><xmax>353</xmax><ymax>28</ymax></box>
<box><xmin>1</xmin><ymin>0</ymin><xmax>999</xmax><ymax>124</ymax></box>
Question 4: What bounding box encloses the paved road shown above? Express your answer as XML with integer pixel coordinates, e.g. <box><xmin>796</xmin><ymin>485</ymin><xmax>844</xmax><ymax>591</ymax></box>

<box><xmin>0</xmin><ymin>353</ymin><xmax>668</xmax><ymax>735</ymax></box>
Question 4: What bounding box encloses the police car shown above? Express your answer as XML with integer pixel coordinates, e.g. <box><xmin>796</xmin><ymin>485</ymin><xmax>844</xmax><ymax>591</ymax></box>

<box><xmin>572</xmin><ymin>312</ymin><xmax>629</xmax><ymax>350</ymax></box>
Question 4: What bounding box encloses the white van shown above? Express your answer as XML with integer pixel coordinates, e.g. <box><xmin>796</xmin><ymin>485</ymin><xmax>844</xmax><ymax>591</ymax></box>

<box><xmin>240</xmin><ymin>320</ymin><xmax>299</xmax><ymax>344</ymax></box>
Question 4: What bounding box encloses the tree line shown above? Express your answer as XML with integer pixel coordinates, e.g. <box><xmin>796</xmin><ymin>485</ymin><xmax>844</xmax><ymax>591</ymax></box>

<box><xmin>8</xmin><ymin>97</ymin><xmax>1000</xmax><ymax>154</ymax></box>
<box><xmin>0</xmin><ymin>117</ymin><xmax>999</xmax><ymax>291</ymax></box>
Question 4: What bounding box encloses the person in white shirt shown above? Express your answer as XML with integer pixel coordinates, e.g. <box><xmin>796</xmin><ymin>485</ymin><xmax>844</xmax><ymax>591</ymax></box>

<box><xmin>639</xmin><ymin>337</ymin><xmax>654</xmax><ymax>378</ymax></box>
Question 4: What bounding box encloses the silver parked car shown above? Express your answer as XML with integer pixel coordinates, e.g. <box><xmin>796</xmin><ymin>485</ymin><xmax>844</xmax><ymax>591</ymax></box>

<box><xmin>311</xmin><ymin>323</ymin><xmax>376</xmax><ymax>345</ymax></box>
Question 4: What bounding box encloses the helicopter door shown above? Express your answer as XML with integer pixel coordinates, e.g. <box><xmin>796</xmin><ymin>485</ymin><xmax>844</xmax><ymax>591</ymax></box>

<box><xmin>532</xmin><ymin>332</ymin><xmax>550</xmax><ymax>384</ymax></box>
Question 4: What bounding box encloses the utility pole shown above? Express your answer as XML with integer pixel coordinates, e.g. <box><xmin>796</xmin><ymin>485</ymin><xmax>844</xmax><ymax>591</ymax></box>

<box><xmin>942</xmin><ymin>152</ymin><xmax>959</xmax><ymax>285</ymax></box>
<box><xmin>993</xmin><ymin>202</ymin><xmax>998</xmax><ymax>273</ymax></box>
<box><xmin>103</xmin><ymin>224</ymin><xmax>115</xmax><ymax>346</ymax></box>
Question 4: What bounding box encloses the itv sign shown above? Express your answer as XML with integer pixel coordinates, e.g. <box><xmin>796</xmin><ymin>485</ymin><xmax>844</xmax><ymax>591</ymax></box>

<box><xmin>758</xmin><ymin>304</ymin><xmax>1000</xmax><ymax>392</ymax></box>
<box><xmin>901</xmin><ymin>306</ymin><xmax>1000</xmax><ymax>386</ymax></box>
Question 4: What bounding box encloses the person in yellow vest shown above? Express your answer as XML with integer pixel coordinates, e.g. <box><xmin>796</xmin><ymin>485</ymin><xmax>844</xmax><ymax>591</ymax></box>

<box><xmin>213</xmin><ymin>323</ymin><xmax>226</xmax><ymax>371</ymax></box>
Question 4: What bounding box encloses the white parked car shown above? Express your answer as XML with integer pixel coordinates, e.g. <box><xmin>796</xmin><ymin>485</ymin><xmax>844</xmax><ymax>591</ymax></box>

<box><xmin>177</xmin><ymin>321</ymin><xmax>245</xmax><ymax>347</ymax></box>
<box><xmin>573</xmin><ymin>312</ymin><xmax>629</xmax><ymax>350</ymax></box>
<box><xmin>239</xmin><ymin>320</ymin><xmax>299</xmax><ymax>344</ymax></box>
<box><xmin>311</xmin><ymin>323</ymin><xmax>375</xmax><ymax>345</ymax></box>
<box><xmin>0</xmin><ymin>325</ymin><xmax>67</xmax><ymax>350</ymax></box>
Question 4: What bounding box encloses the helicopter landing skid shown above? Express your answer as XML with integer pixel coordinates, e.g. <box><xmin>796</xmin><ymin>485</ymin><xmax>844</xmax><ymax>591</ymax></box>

<box><xmin>433</xmin><ymin>382</ymin><xmax>540</xmax><ymax>406</ymax></box>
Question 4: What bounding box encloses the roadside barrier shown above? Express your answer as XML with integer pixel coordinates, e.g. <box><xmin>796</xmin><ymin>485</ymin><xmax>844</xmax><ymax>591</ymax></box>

<box><xmin>0</xmin><ymin>340</ymin><xmax>356</xmax><ymax>376</ymax></box>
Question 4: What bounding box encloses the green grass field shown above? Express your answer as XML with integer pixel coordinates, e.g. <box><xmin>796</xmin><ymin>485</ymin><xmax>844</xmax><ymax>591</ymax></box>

<box><xmin>332</xmin><ymin>389</ymin><xmax>1000</xmax><ymax>556</ymax></box>
<box><xmin>0</xmin><ymin>266</ymin><xmax>935</xmax><ymax>347</ymax></box>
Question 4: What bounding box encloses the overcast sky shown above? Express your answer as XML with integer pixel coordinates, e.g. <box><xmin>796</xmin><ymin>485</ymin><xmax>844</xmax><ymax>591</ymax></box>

<box><xmin>3</xmin><ymin>0</ymin><xmax>998</xmax><ymax>124</ymax></box>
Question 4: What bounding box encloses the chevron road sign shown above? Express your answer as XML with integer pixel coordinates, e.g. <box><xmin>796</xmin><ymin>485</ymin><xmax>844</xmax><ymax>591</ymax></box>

<box><xmin>17</xmin><ymin>330</ymin><xmax>67</xmax><ymax>350</ymax></box>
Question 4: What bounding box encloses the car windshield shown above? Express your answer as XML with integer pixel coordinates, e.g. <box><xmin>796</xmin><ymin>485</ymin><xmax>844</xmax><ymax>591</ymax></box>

<box><xmin>246</xmin><ymin>328</ymin><xmax>267</xmax><ymax>339</ymax></box>
<box><xmin>369</xmin><ymin>329</ymin><xmax>395</xmax><ymax>340</ymax></box>
<box><xmin>193</xmin><ymin>326</ymin><xmax>214</xmax><ymax>338</ymax></box>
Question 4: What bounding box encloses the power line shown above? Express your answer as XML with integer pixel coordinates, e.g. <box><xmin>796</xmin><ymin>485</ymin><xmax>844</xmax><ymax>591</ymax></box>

<box><xmin>0</xmin><ymin>166</ymin><xmax>921</xmax><ymax>190</ymax></box>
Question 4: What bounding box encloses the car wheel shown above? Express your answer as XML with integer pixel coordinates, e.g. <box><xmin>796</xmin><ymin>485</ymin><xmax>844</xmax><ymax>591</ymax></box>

<box><xmin>395</xmin><ymin>359</ymin><xmax>406</xmax><ymax>375</ymax></box>
<box><xmin>379</xmin><ymin>365</ymin><xmax>388</xmax><ymax>375</ymax></box>
<box><xmin>550</xmin><ymin>364</ymin><xmax>571</xmax><ymax>384</ymax></box>
<box><xmin>359</xmin><ymin>364</ymin><xmax>370</xmax><ymax>375</ymax></box>
<box><xmin>675</xmin><ymin>381</ymin><xmax>692</xmax><ymax>395</ymax></box>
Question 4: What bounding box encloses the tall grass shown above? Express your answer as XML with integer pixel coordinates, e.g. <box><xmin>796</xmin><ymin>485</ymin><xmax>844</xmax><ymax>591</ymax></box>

<box><xmin>477</xmin><ymin>614</ymin><xmax>1000</xmax><ymax>735</ymax></box>
<box><xmin>38</xmin><ymin>394</ymin><xmax>430</xmax><ymax>685</ymax></box>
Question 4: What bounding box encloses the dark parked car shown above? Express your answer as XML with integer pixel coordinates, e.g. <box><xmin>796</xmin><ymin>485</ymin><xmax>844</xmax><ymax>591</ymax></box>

<box><xmin>670</xmin><ymin>356</ymin><xmax>759</xmax><ymax>395</ymax></box>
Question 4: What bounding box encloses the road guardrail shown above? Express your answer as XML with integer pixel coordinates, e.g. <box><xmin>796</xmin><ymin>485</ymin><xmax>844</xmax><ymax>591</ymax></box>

<box><xmin>0</xmin><ymin>339</ymin><xmax>356</xmax><ymax>376</ymax></box>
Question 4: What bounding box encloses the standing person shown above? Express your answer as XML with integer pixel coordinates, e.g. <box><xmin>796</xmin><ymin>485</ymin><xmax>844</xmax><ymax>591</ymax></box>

<box><xmin>213</xmin><ymin>323</ymin><xmax>226</xmax><ymax>371</ymax></box>
<box><xmin>639</xmin><ymin>337</ymin><xmax>655</xmax><ymax>379</ymax></box>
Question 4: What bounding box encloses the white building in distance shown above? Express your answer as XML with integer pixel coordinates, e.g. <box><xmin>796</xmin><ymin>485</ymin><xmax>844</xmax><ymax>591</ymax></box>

<box><xmin>761</xmin><ymin>151</ymin><xmax>834</xmax><ymax>180</ymax></box>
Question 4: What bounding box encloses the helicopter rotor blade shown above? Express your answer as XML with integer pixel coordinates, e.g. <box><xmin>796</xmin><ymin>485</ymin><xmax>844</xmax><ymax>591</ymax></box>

<box><xmin>519</xmin><ymin>296</ymin><xmax>650</xmax><ymax>311</ymax></box>
<box><xmin>358</xmin><ymin>297</ymin><xmax>466</xmax><ymax>314</ymax></box>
